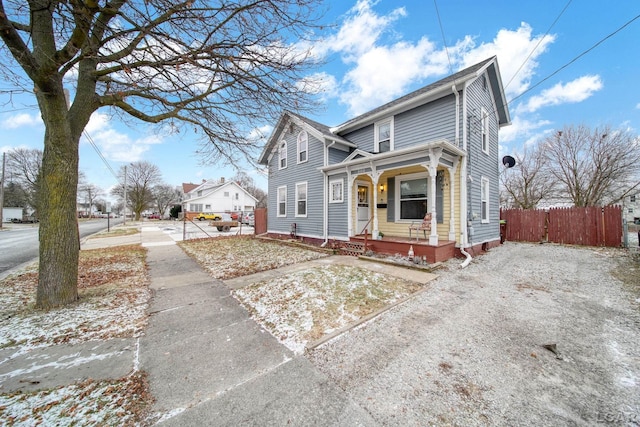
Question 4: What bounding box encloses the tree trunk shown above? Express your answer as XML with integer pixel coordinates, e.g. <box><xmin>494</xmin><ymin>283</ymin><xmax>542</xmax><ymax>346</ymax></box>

<box><xmin>36</xmin><ymin>88</ymin><xmax>80</xmax><ymax>309</ymax></box>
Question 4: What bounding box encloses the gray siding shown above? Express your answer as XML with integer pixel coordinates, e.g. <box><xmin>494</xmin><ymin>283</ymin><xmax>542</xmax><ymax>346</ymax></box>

<box><xmin>328</xmin><ymin>173</ymin><xmax>348</xmax><ymax>237</ymax></box>
<box><xmin>465</xmin><ymin>73</ymin><xmax>500</xmax><ymax>244</ymax></box>
<box><xmin>328</xmin><ymin>146</ymin><xmax>350</xmax><ymax>165</ymax></box>
<box><xmin>267</xmin><ymin>124</ymin><xmax>325</xmax><ymax>239</ymax></box>
<box><xmin>342</xmin><ymin>125</ymin><xmax>374</xmax><ymax>152</ymax></box>
<box><xmin>394</xmin><ymin>94</ymin><xmax>456</xmax><ymax>149</ymax></box>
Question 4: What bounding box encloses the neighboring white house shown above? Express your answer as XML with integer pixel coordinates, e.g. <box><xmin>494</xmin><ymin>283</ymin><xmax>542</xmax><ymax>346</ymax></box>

<box><xmin>624</xmin><ymin>192</ymin><xmax>640</xmax><ymax>223</ymax></box>
<box><xmin>182</xmin><ymin>178</ymin><xmax>257</xmax><ymax>216</ymax></box>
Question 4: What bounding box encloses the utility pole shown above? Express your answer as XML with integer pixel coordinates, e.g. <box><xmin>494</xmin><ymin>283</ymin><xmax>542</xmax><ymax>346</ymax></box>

<box><xmin>123</xmin><ymin>165</ymin><xmax>127</xmax><ymax>226</ymax></box>
<box><xmin>0</xmin><ymin>152</ymin><xmax>5</xmax><ymax>229</ymax></box>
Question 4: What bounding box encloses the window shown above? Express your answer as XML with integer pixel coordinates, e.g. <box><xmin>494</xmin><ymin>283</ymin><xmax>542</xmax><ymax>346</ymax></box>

<box><xmin>330</xmin><ymin>179</ymin><xmax>343</xmax><ymax>203</ymax></box>
<box><xmin>481</xmin><ymin>177</ymin><xmax>490</xmax><ymax>223</ymax></box>
<box><xmin>278</xmin><ymin>141</ymin><xmax>287</xmax><ymax>169</ymax></box>
<box><xmin>481</xmin><ymin>108</ymin><xmax>489</xmax><ymax>154</ymax></box>
<box><xmin>235</xmin><ymin>193</ymin><xmax>239</xmax><ymax>200</ymax></box>
<box><xmin>277</xmin><ymin>186</ymin><xmax>287</xmax><ymax>217</ymax></box>
<box><xmin>197</xmin><ymin>190</ymin><xmax>202</xmax><ymax>197</ymax></box>
<box><xmin>205</xmin><ymin>204</ymin><xmax>211</xmax><ymax>210</ymax></box>
<box><xmin>224</xmin><ymin>191</ymin><xmax>229</xmax><ymax>197</ymax></box>
<box><xmin>295</xmin><ymin>182</ymin><xmax>307</xmax><ymax>217</ymax></box>
<box><xmin>397</xmin><ymin>173</ymin><xmax>428</xmax><ymax>220</ymax></box>
<box><xmin>375</xmin><ymin>118</ymin><xmax>393</xmax><ymax>153</ymax></box>
<box><xmin>297</xmin><ymin>131</ymin><xmax>308</xmax><ymax>163</ymax></box>
<box><xmin>631</xmin><ymin>195</ymin><xmax>636</xmax><ymax>203</ymax></box>
<box><xmin>190</xmin><ymin>203</ymin><xmax>203</xmax><ymax>212</ymax></box>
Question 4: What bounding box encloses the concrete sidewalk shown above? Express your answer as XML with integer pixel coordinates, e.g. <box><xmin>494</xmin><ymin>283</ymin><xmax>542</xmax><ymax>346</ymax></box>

<box><xmin>137</xmin><ymin>226</ymin><xmax>376</xmax><ymax>425</ymax></box>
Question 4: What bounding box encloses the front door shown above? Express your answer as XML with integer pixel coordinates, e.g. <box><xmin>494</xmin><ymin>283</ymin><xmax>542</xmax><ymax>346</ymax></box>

<box><xmin>356</xmin><ymin>183</ymin><xmax>370</xmax><ymax>234</ymax></box>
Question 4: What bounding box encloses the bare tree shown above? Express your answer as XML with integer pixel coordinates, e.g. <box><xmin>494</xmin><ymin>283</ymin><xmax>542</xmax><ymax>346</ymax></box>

<box><xmin>541</xmin><ymin>125</ymin><xmax>640</xmax><ymax>207</ymax></box>
<box><xmin>232</xmin><ymin>170</ymin><xmax>267</xmax><ymax>207</ymax></box>
<box><xmin>5</xmin><ymin>148</ymin><xmax>42</xmax><ymax>214</ymax></box>
<box><xmin>152</xmin><ymin>184</ymin><xmax>181</xmax><ymax>218</ymax></box>
<box><xmin>500</xmin><ymin>144</ymin><xmax>557</xmax><ymax>209</ymax></box>
<box><xmin>78</xmin><ymin>183</ymin><xmax>103</xmax><ymax>216</ymax></box>
<box><xmin>0</xmin><ymin>1</ymin><xmax>323</xmax><ymax>308</ymax></box>
<box><xmin>112</xmin><ymin>161</ymin><xmax>161</xmax><ymax>220</ymax></box>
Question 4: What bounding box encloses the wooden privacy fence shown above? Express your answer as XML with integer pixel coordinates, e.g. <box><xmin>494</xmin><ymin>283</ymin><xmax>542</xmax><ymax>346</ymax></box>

<box><xmin>254</xmin><ymin>208</ymin><xmax>267</xmax><ymax>235</ymax></box>
<box><xmin>500</xmin><ymin>205</ymin><xmax>622</xmax><ymax>247</ymax></box>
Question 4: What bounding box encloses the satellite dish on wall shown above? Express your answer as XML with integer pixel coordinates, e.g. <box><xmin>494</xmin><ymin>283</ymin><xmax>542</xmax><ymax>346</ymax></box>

<box><xmin>502</xmin><ymin>155</ymin><xmax>516</xmax><ymax>168</ymax></box>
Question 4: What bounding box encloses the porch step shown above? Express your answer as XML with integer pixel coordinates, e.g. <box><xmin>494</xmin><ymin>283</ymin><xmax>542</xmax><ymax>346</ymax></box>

<box><xmin>340</xmin><ymin>241</ymin><xmax>365</xmax><ymax>257</ymax></box>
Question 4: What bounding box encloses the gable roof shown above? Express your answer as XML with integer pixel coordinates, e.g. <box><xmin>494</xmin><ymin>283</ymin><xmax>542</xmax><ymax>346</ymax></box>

<box><xmin>257</xmin><ymin>110</ymin><xmax>356</xmax><ymax>165</ymax></box>
<box><xmin>186</xmin><ymin>180</ymin><xmax>258</xmax><ymax>203</ymax></box>
<box><xmin>257</xmin><ymin>57</ymin><xmax>510</xmax><ymax>165</ymax></box>
<box><xmin>182</xmin><ymin>182</ymin><xmax>200</xmax><ymax>194</ymax></box>
<box><xmin>333</xmin><ymin>56</ymin><xmax>510</xmax><ymax>134</ymax></box>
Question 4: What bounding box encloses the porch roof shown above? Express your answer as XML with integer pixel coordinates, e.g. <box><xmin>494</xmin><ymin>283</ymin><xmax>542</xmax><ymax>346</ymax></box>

<box><xmin>318</xmin><ymin>139</ymin><xmax>465</xmax><ymax>173</ymax></box>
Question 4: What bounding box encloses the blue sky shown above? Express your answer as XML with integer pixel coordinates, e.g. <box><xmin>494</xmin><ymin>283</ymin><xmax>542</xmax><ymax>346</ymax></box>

<box><xmin>1</xmin><ymin>0</ymin><xmax>639</xmax><ymax>199</ymax></box>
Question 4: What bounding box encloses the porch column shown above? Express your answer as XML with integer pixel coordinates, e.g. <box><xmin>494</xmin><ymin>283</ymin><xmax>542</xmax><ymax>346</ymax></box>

<box><xmin>428</xmin><ymin>148</ymin><xmax>442</xmax><ymax>246</ymax></box>
<box><xmin>367</xmin><ymin>168</ymin><xmax>383</xmax><ymax>240</ymax></box>
<box><xmin>347</xmin><ymin>170</ymin><xmax>356</xmax><ymax>237</ymax></box>
<box><xmin>447</xmin><ymin>159</ymin><xmax>459</xmax><ymax>242</ymax></box>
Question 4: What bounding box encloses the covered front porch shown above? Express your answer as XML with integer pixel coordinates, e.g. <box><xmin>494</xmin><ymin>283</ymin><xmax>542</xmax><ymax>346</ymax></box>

<box><xmin>347</xmin><ymin>233</ymin><xmax>457</xmax><ymax>264</ymax></box>
<box><xmin>323</xmin><ymin>140</ymin><xmax>466</xmax><ymax>262</ymax></box>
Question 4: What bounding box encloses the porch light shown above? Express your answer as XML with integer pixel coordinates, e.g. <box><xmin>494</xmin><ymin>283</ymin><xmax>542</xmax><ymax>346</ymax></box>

<box><xmin>379</xmin><ymin>184</ymin><xmax>385</xmax><ymax>193</ymax></box>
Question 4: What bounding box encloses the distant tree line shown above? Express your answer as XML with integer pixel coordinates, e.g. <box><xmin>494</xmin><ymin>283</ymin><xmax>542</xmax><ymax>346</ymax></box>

<box><xmin>501</xmin><ymin>124</ymin><xmax>640</xmax><ymax>209</ymax></box>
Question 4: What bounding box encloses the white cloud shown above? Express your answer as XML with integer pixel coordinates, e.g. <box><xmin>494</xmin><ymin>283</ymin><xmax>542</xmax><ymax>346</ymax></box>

<box><xmin>83</xmin><ymin>112</ymin><xmax>162</xmax><ymax>162</ymax></box>
<box><xmin>316</xmin><ymin>1</ymin><xmax>555</xmax><ymax>117</ymax></box>
<box><xmin>499</xmin><ymin>115</ymin><xmax>552</xmax><ymax>144</ymax></box>
<box><xmin>636</xmin><ymin>103</ymin><xmax>640</xmax><ymax>109</ymax></box>
<box><xmin>1</xmin><ymin>113</ymin><xmax>42</xmax><ymax>129</ymax></box>
<box><xmin>461</xmin><ymin>23</ymin><xmax>555</xmax><ymax>99</ymax></box>
<box><xmin>518</xmin><ymin>75</ymin><xmax>603</xmax><ymax>113</ymax></box>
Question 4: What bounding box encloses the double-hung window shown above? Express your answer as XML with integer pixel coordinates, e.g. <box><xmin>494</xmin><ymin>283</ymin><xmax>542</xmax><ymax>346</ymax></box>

<box><xmin>297</xmin><ymin>131</ymin><xmax>308</xmax><ymax>163</ymax></box>
<box><xmin>278</xmin><ymin>141</ymin><xmax>287</xmax><ymax>169</ymax></box>
<box><xmin>397</xmin><ymin>173</ymin><xmax>428</xmax><ymax>220</ymax></box>
<box><xmin>375</xmin><ymin>118</ymin><xmax>393</xmax><ymax>153</ymax></box>
<box><xmin>277</xmin><ymin>186</ymin><xmax>287</xmax><ymax>217</ymax></box>
<box><xmin>481</xmin><ymin>177</ymin><xmax>490</xmax><ymax>223</ymax></box>
<box><xmin>481</xmin><ymin>108</ymin><xmax>489</xmax><ymax>154</ymax></box>
<box><xmin>295</xmin><ymin>182</ymin><xmax>307</xmax><ymax>217</ymax></box>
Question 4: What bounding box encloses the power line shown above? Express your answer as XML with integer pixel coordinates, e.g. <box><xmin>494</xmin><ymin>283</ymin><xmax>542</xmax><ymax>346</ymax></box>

<box><xmin>433</xmin><ymin>0</ymin><xmax>454</xmax><ymax>76</ymax></box>
<box><xmin>507</xmin><ymin>12</ymin><xmax>640</xmax><ymax>108</ymax></box>
<box><xmin>504</xmin><ymin>0</ymin><xmax>573</xmax><ymax>91</ymax></box>
<box><xmin>82</xmin><ymin>130</ymin><xmax>118</xmax><ymax>179</ymax></box>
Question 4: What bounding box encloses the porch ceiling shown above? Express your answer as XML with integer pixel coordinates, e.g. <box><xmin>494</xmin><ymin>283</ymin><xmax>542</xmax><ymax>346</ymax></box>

<box><xmin>319</xmin><ymin>139</ymin><xmax>465</xmax><ymax>174</ymax></box>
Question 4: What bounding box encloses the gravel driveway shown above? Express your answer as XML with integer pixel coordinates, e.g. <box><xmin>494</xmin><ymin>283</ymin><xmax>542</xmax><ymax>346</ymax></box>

<box><xmin>307</xmin><ymin>242</ymin><xmax>640</xmax><ymax>426</ymax></box>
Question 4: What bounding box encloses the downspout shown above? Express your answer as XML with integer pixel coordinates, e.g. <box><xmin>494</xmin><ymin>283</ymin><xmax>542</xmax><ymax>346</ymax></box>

<box><xmin>457</xmin><ymin>84</ymin><xmax>472</xmax><ymax>267</ymax></box>
<box><xmin>321</xmin><ymin>141</ymin><xmax>337</xmax><ymax>247</ymax></box>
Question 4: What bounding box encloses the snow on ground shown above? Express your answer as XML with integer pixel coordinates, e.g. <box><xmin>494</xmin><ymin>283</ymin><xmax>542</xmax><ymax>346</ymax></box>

<box><xmin>233</xmin><ymin>264</ymin><xmax>425</xmax><ymax>354</ymax></box>
<box><xmin>0</xmin><ymin>245</ymin><xmax>152</xmax><ymax>426</ymax></box>
<box><xmin>179</xmin><ymin>236</ymin><xmax>329</xmax><ymax>279</ymax></box>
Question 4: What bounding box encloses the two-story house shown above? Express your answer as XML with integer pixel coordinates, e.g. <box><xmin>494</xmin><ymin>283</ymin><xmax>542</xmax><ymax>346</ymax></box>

<box><xmin>258</xmin><ymin>57</ymin><xmax>511</xmax><ymax>263</ymax></box>
<box><xmin>182</xmin><ymin>178</ymin><xmax>257</xmax><ymax>219</ymax></box>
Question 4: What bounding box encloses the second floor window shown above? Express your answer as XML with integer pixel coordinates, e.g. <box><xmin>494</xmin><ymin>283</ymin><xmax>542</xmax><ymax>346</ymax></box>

<box><xmin>279</xmin><ymin>141</ymin><xmax>287</xmax><ymax>169</ymax></box>
<box><xmin>375</xmin><ymin>118</ymin><xmax>393</xmax><ymax>153</ymax></box>
<box><xmin>481</xmin><ymin>109</ymin><xmax>489</xmax><ymax>154</ymax></box>
<box><xmin>481</xmin><ymin>177</ymin><xmax>490</xmax><ymax>222</ymax></box>
<box><xmin>297</xmin><ymin>131</ymin><xmax>308</xmax><ymax>163</ymax></box>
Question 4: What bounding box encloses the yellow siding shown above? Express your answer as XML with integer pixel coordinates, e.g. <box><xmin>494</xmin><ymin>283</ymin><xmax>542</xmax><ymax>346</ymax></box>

<box><xmin>374</xmin><ymin>166</ymin><xmax>462</xmax><ymax>243</ymax></box>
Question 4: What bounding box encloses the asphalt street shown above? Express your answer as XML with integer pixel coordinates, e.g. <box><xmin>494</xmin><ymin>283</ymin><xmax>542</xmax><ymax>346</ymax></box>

<box><xmin>0</xmin><ymin>218</ymin><xmax>122</xmax><ymax>276</ymax></box>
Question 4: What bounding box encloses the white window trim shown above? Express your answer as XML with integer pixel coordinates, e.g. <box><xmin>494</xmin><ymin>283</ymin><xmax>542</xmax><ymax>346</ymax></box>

<box><xmin>295</xmin><ymin>181</ymin><xmax>308</xmax><ymax>217</ymax></box>
<box><xmin>374</xmin><ymin>117</ymin><xmax>394</xmax><ymax>153</ymax></box>
<box><xmin>278</xmin><ymin>141</ymin><xmax>287</xmax><ymax>170</ymax></box>
<box><xmin>481</xmin><ymin>176</ymin><xmax>490</xmax><ymax>223</ymax></box>
<box><xmin>297</xmin><ymin>130</ymin><xmax>308</xmax><ymax>164</ymax></box>
<box><xmin>481</xmin><ymin>108</ymin><xmax>489</xmax><ymax>155</ymax></box>
<box><xmin>277</xmin><ymin>185</ymin><xmax>287</xmax><ymax>217</ymax></box>
<box><xmin>394</xmin><ymin>171</ymin><xmax>430</xmax><ymax>222</ymax></box>
<box><xmin>329</xmin><ymin>179</ymin><xmax>343</xmax><ymax>203</ymax></box>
